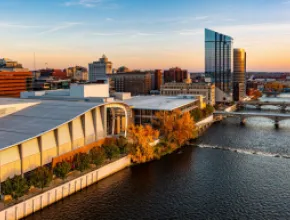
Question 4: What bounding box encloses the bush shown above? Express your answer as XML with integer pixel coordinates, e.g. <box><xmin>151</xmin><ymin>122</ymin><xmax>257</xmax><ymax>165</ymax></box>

<box><xmin>73</xmin><ymin>153</ymin><xmax>90</xmax><ymax>172</ymax></box>
<box><xmin>1</xmin><ymin>175</ymin><xmax>30</xmax><ymax>200</ymax></box>
<box><xmin>89</xmin><ymin>147</ymin><xmax>106</xmax><ymax>166</ymax></box>
<box><xmin>103</xmin><ymin>144</ymin><xmax>120</xmax><ymax>160</ymax></box>
<box><xmin>54</xmin><ymin>161</ymin><xmax>71</xmax><ymax>180</ymax></box>
<box><xmin>30</xmin><ymin>166</ymin><xmax>52</xmax><ymax>190</ymax></box>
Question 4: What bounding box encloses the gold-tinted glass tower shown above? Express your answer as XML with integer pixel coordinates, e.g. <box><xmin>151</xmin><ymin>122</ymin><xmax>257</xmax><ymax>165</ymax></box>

<box><xmin>233</xmin><ymin>48</ymin><xmax>246</xmax><ymax>101</ymax></box>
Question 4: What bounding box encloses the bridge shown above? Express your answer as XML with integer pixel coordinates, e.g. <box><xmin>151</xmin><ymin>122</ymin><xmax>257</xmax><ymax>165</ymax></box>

<box><xmin>214</xmin><ymin>111</ymin><xmax>290</xmax><ymax>128</ymax></box>
<box><xmin>238</xmin><ymin>101</ymin><xmax>290</xmax><ymax>112</ymax></box>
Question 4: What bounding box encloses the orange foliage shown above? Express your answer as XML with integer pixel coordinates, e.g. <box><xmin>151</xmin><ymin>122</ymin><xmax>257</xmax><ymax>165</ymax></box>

<box><xmin>128</xmin><ymin>124</ymin><xmax>159</xmax><ymax>163</ymax></box>
<box><xmin>155</xmin><ymin>110</ymin><xmax>195</xmax><ymax>147</ymax></box>
<box><xmin>252</xmin><ymin>90</ymin><xmax>263</xmax><ymax>100</ymax></box>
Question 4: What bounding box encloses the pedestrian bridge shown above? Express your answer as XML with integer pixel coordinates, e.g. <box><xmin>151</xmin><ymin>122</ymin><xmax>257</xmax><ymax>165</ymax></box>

<box><xmin>214</xmin><ymin>111</ymin><xmax>290</xmax><ymax>128</ymax></box>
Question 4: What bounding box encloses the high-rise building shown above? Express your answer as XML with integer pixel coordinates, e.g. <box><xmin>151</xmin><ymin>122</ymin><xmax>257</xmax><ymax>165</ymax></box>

<box><xmin>205</xmin><ymin>29</ymin><xmax>233</xmax><ymax>95</ymax></box>
<box><xmin>164</xmin><ymin>67</ymin><xmax>188</xmax><ymax>83</ymax></box>
<box><xmin>89</xmin><ymin>55</ymin><xmax>112</xmax><ymax>82</ymax></box>
<box><xmin>233</xmin><ymin>49</ymin><xmax>246</xmax><ymax>101</ymax></box>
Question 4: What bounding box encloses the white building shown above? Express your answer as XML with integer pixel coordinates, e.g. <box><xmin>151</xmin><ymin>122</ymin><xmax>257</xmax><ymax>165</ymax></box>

<box><xmin>88</xmin><ymin>55</ymin><xmax>113</xmax><ymax>82</ymax></box>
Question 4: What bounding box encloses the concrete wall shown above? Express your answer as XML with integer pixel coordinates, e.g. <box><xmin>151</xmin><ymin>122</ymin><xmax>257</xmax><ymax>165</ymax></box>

<box><xmin>70</xmin><ymin>84</ymin><xmax>109</xmax><ymax>98</ymax></box>
<box><xmin>0</xmin><ymin>156</ymin><xmax>131</xmax><ymax>220</ymax></box>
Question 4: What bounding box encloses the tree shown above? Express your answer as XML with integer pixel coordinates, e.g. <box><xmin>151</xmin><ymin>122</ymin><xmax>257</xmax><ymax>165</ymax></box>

<box><xmin>191</xmin><ymin>108</ymin><xmax>204</xmax><ymax>122</ymax></box>
<box><xmin>128</xmin><ymin>124</ymin><xmax>159</xmax><ymax>163</ymax></box>
<box><xmin>89</xmin><ymin>147</ymin><xmax>106</xmax><ymax>166</ymax></box>
<box><xmin>203</xmin><ymin>105</ymin><xmax>215</xmax><ymax>117</ymax></box>
<box><xmin>116</xmin><ymin>136</ymin><xmax>129</xmax><ymax>154</ymax></box>
<box><xmin>155</xmin><ymin>110</ymin><xmax>195</xmax><ymax>148</ymax></box>
<box><xmin>1</xmin><ymin>175</ymin><xmax>30</xmax><ymax>200</ymax></box>
<box><xmin>54</xmin><ymin>161</ymin><xmax>71</xmax><ymax>180</ymax></box>
<box><xmin>73</xmin><ymin>153</ymin><xmax>90</xmax><ymax>172</ymax></box>
<box><xmin>252</xmin><ymin>90</ymin><xmax>263</xmax><ymax>100</ymax></box>
<box><xmin>103</xmin><ymin>143</ymin><xmax>120</xmax><ymax>160</ymax></box>
<box><xmin>30</xmin><ymin>166</ymin><xmax>52</xmax><ymax>190</ymax></box>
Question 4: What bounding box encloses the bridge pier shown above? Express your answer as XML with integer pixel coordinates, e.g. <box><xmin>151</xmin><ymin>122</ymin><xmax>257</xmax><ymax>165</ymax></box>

<box><xmin>280</xmin><ymin>106</ymin><xmax>287</xmax><ymax>113</ymax></box>
<box><xmin>256</xmin><ymin>105</ymin><xmax>262</xmax><ymax>110</ymax></box>
<box><xmin>274</xmin><ymin>117</ymin><xmax>280</xmax><ymax>129</ymax></box>
<box><xmin>240</xmin><ymin>117</ymin><xmax>246</xmax><ymax>125</ymax></box>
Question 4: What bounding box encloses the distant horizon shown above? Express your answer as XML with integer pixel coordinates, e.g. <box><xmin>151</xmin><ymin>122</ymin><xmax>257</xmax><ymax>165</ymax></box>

<box><xmin>1</xmin><ymin>0</ymin><xmax>290</xmax><ymax>72</ymax></box>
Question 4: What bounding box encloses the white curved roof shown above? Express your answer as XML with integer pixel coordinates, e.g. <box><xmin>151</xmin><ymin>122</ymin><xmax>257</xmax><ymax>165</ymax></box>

<box><xmin>0</xmin><ymin>98</ymin><xmax>115</xmax><ymax>150</ymax></box>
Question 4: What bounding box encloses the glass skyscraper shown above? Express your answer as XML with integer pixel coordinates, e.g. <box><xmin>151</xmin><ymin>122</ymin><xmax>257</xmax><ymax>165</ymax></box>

<box><xmin>205</xmin><ymin>28</ymin><xmax>233</xmax><ymax>93</ymax></box>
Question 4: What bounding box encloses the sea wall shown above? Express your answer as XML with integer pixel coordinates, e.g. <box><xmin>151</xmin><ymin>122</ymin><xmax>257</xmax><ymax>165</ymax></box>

<box><xmin>0</xmin><ymin>156</ymin><xmax>131</xmax><ymax>220</ymax></box>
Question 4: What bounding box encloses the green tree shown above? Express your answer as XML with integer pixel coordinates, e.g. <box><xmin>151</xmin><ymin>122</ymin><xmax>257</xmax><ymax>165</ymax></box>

<box><xmin>89</xmin><ymin>147</ymin><xmax>106</xmax><ymax>166</ymax></box>
<box><xmin>203</xmin><ymin>105</ymin><xmax>215</xmax><ymax>117</ymax></box>
<box><xmin>103</xmin><ymin>143</ymin><xmax>120</xmax><ymax>160</ymax></box>
<box><xmin>191</xmin><ymin>108</ymin><xmax>204</xmax><ymax>122</ymax></box>
<box><xmin>53</xmin><ymin>161</ymin><xmax>71</xmax><ymax>180</ymax></box>
<box><xmin>73</xmin><ymin>153</ymin><xmax>90</xmax><ymax>172</ymax></box>
<box><xmin>30</xmin><ymin>166</ymin><xmax>52</xmax><ymax>190</ymax></box>
<box><xmin>1</xmin><ymin>175</ymin><xmax>30</xmax><ymax>200</ymax></box>
<box><xmin>116</xmin><ymin>136</ymin><xmax>129</xmax><ymax>154</ymax></box>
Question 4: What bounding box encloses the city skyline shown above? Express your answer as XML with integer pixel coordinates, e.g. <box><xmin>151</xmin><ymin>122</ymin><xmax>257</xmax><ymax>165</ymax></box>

<box><xmin>1</xmin><ymin>0</ymin><xmax>290</xmax><ymax>71</ymax></box>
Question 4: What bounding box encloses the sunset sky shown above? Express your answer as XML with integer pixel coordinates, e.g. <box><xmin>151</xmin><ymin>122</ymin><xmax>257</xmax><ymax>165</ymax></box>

<box><xmin>1</xmin><ymin>0</ymin><xmax>290</xmax><ymax>72</ymax></box>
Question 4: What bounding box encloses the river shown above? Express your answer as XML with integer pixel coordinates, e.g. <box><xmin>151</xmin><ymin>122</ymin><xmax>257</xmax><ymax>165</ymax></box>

<box><xmin>25</xmin><ymin>95</ymin><xmax>290</xmax><ymax>220</ymax></box>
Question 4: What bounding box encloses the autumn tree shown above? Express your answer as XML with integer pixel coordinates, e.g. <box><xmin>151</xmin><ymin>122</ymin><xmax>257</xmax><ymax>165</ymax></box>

<box><xmin>128</xmin><ymin>124</ymin><xmax>159</xmax><ymax>163</ymax></box>
<box><xmin>155</xmin><ymin>110</ymin><xmax>195</xmax><ymax>148</ymax></box>
<box><xmin>252</xmin><ymin>90</ymin><xmax>263</xmax><ymax>100</ymax></box>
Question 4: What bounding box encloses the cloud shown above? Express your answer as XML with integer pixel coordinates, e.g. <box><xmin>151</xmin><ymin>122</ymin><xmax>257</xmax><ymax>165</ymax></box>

<box><xmin>0</xmin><ymin>22</ymin><xmax>44</xmax><ymax>29</ymax></box>
<box><xmin>194</xmin><ymin>16</ymin><xmax>209</xmax><ymax>20</ymax></box>
<box><xmin>282</xmin><ymin>0</ymin><xmax>290</xmax><ymax>4</ymax></box>
<box><xmin>38</xmin><ymin>22</ymin><xmax>81</xmax><ymax>34</ymax></box>
<box><xmin>93</xmin><ymin>31</ymin><xmax>163</xmax><ymax>37</ymax></box>
<box><xmin>64</xmin><ymin>0</ymin><xmax>116</xmax><ymax>8</ymax></box>
<box><xmin>93</xmin><ymin>32</ymin><xmax>125</xmax><ymax>36</ymax></box>
<box><xmin>178</xmin><ymin>30</ymin><xmax>203</xmax><ymax>36</ymax></box>
<box><xmin>106</xmin><ymin>17</ymin><xmax>114</xmax><ymax>21</ymax></box>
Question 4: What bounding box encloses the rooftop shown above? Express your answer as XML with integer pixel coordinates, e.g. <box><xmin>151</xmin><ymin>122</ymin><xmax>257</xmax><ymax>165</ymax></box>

<box><xmin>123</xmin><ymin>95</ymin><xmax>197</xmax><ymax>111</ymax></box>
<box><xmin>0</xmin><ymin>98</ymin><xmax>105</xmax><ymax>151</ymax></box>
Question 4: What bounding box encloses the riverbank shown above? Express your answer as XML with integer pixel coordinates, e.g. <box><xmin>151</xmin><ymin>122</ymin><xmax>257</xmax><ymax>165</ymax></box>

<box><xmin>0</xmin><ymin>156</ymin><xmax>131</xmax><ymax>220</ymax></box>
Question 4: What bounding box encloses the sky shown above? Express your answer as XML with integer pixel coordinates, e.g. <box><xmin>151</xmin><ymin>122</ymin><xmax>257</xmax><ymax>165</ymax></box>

<box><xmin>1</xmin><ymin>0</ymin><xmax>290</xmax><ymax>72</ymax></box>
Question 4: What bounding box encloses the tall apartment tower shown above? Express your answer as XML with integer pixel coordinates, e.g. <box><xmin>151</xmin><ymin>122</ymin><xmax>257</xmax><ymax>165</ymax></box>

<box><xmin>233</xmin><ymin>48</ymin><xmax>246</xmax><ymax>101</ymax></box>
<box><xmin>205</xmin><ymin>29</ymin><xmax>233</xmax><ymax>95</ymax></box>
<box><xmin>88</xmin><ymin>55</ymin><xmax>112</xmax><ymax>82</ymax></box>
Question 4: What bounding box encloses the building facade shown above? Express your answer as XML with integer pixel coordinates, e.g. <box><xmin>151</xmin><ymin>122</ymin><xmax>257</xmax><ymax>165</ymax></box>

<box><xmin>89</xmin><ymin>55</ymin><xmax>112</xmax><ymax>82</ymax></box>
<box><xmin>205</xmin><ymin>29</ymin><xmax>233</xmax><ymax>94</ymax></box>
<box><xmin>67</xmin><ymin>66</ymin><xmax>88</xmax><ymax>81</ymax></box>
<box><xmin>233</xmin><ymin>48</ymin><xmax>246</xmax><ymax>101</ymax></box>
<box><xmin>123</xmin><ymin>95</ymin><xmax>201</xmax><ymax>125</ymax></box>
<box><xmin>0</xmin><ymin>58</ymin><xmax>32</xmax><ymax>98</ymax></box>
<box><xmin>164</xmin><ymin>67</ymin><xmax>188</xmax><ymax>83</ymax></box>
<box><xmin>110</xmin><ymin>71</ymin><xmax>152</xmax><ymax>96</ymax></box>
<box><xmin>160</xmin><ymin>82</ymin><xmax>215</xmax><ymax>106</ymax></box>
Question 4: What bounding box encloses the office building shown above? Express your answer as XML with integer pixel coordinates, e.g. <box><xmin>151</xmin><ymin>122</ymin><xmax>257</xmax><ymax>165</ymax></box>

<box><xmin>205</xmin><ymin>29</ymin><xmax>233</xmax><ymax>99</ymax></box>
<box><xmin>0</xmin><ymin>58</ymin><xmax>32</xmax><ymax>97</ymax></box>
<box><xmin>110</xmin><ymin>71</ymin><xmax>152</xmax><ymax>95</ymax></box>
<box><xmin>160</xmin><ymin>82</ymin><xmax>215</xmax><ymax>106</ymax></box>
<box><xmin>164</xmin><ymin>67</ymin><xmax>188</xmax><ymax>83</ymax></box>
<box><xmin>89</xmin><ymin>55</ymin><xmax>112</xmax><ymax>82</ymax></box>
<box><xmin>233</xmin><ymin>48</ymin><xmax>246</xmax><ymax>101</ymax></box>
<box><xmin>66</xmin><ymin>66</ymin><xmax>88</xmax><ymax>81</ymax></box>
